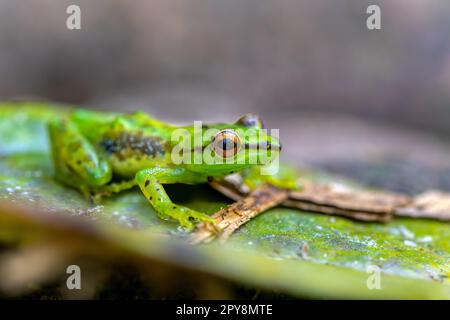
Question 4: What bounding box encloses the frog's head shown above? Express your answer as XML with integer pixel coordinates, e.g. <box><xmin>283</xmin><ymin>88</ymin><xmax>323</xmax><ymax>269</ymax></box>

<box><xmin>175</xmin><ymin>114</ymin><xmax>281</xmax><ymax>176</ymax></box>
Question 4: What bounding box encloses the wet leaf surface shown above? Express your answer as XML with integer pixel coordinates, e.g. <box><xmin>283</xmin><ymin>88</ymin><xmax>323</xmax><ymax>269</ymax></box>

<box><xmin>0</xmin><ymin>103</ymin><xmax>449</xmax><ymax>299</ymax></box>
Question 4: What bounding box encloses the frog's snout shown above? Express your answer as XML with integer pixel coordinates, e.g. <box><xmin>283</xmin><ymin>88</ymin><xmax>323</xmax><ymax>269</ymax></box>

<box><xmin>245</xmin><ymin>140</ymin><xmax>281</xmax><ymax>151</ymax></box>
<box><xmin>266</xmin><ymin>135</ymin><xmax>282</xmax><ymax>152</ymax></box>
<box><xmin>269</xmin><ymin>141</ymin><xmax>282</xmax><ymax>151</ymax></box>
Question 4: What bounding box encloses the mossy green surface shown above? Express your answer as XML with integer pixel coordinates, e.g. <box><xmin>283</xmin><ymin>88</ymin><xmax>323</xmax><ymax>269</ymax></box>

<box><xmin>0</xmin><ymin>103</ymin><xmax>449</xmax><ymax>299</ymax></box>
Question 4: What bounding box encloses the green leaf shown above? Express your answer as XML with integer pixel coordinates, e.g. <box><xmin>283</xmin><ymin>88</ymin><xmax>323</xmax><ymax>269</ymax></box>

<box><xmin>0</xmin><ymin>103</ymin><xmax>449</xmax><ymax>299</ymax></box>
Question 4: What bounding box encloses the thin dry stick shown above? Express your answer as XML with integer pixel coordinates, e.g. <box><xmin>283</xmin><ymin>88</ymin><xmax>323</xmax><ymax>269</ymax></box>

<box><xmin>281</xmin><ymin>199</ymin><xmax>391</xmax><ymax>222</ymax></box>
<box><xmin>196</xmin><ymin>178</ymin><xmax>450</xmax><ymax>244</ymax></box>
<box><xmin>395</xmin><ymin>190</ymin><xmax>450</xmax><ymax>221</ymax></box>
<box><xmin>189</xmin><ymin>185</ymin><xmax>289</xmax><ymax>244</ymax></box>
<box><xmin>209</xmin><ymin>178</ymin><xmax>411</xmax><ymax>222</ymax></box>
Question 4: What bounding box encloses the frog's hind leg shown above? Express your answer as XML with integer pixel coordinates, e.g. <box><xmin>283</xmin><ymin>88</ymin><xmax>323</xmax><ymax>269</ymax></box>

<box><xmin>135</xmin><ymin>168</ymin><xmax>215</xmax><ymax>229</ymax></box>
<box><xmin>48</xmin><ymin>117</ymin><xmax>112</xmax><ymax>199</ymax></box>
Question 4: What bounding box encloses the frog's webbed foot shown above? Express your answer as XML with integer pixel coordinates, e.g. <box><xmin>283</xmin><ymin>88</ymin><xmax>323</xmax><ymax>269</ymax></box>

<box><xmin>89</xmin><ymin>179</ymin><xmax>137</xmax><ymax>204</ymax></box>
<box><xmin>76</xmin><ymin>185</ymin><xmax>97</xmax><ymax>205</ymax></box>
<box><xmin>159</xmin><ymin>204</ymin><xmax>215</xmax><ymax>230</ymax></box>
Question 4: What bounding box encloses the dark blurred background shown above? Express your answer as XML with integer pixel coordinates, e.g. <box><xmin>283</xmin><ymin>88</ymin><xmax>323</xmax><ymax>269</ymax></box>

<box><xmin>0</xmin><ymin>0</ymin><xmax>449</xmax><ymax>193</ymax></box>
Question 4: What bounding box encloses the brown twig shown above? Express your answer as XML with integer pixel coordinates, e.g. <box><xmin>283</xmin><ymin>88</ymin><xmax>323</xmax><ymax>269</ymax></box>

<box><xmin>193</xmin><ymin>177</ymin><xmax>450</xmax><ymax>244</ymax></box>
<box><xmin>208</xmin><ymin>178</ymin><xmax>410</xmax><ymax>222</ymax></box>
<box><xmin>189</xmin><ymin>185</ymin><xmax>289</xmax><ymax>244</ymax></box>
<box><xmin>285</xmin><ymin>181</ymin><xmax>411</xmax><ymax>222</ymax></box>
<box><xmin>395</xmin><ymin>190</ymin><xmax>450</xmax><ymax>221</ymax></box>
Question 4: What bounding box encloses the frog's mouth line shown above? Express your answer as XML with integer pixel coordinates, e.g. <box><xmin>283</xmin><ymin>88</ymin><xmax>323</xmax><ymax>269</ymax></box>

<box><xmin>244</xmin><ymin>142</ymin><xmax>282</xmax><ymax>151</ymax></box>
<box><xmin>188</xmin><ymin>142</ymin><xmax>282</xmax><ymax>153</ymax></box>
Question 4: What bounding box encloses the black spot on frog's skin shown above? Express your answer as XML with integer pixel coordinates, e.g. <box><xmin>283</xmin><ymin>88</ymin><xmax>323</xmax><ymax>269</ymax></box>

<box><xmin>100</xmin><ymin>132</ymin><xmax>165</xmax><ymax>158</ymax></box>
<box><xmin>100</xmin><ymin>139</ymin><xmax>118</xmax><ymax>154</ymax></box>
<box><xmin>144</xmin><ymin>180</ymin><xmax>150</xmax><ymax>187</ymax></box>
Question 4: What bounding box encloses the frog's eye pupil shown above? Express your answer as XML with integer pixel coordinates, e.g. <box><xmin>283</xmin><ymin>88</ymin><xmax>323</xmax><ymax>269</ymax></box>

<box><xmin>213</xmin><ymin>130</ymin><xmax>242</xmax><ymax>158</ymax></box>
<box><xmin>222</xmin><ymin>138</ymin><xmax>234</xmax><ymax>150</ymax></box>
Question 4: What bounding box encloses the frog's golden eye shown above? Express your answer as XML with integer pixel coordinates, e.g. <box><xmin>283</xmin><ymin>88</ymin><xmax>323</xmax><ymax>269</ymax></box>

<box><xmin>213</xmin><ymin>129</ymin><xmax>242</xmax><ymax>158</ymax></box>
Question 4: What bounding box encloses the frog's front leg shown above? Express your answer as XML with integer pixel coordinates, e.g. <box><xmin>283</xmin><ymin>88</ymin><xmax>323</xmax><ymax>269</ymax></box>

<box><xmin>135</xmin><ymin>168</ymin><xmax>215</xmax><ymax>229</ymax></box>
<box><xmin>242</xmin><ymin>165</ymin><xmax>300</xmax><ymax>190</ymax></box>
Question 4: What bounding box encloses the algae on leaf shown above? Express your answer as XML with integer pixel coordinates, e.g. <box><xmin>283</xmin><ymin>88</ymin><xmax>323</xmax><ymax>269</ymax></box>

<box><xmin>0</xmin><ymin>103</ymin><xmax>449</xmax><ymax>299</ymax></box>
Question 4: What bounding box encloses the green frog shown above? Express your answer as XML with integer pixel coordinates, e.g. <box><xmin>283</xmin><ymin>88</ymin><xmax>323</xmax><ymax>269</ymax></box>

<box><xmin>48</xmin><ymin>109</ymin><xmax>295</xmax><ymax>229</ymax></box>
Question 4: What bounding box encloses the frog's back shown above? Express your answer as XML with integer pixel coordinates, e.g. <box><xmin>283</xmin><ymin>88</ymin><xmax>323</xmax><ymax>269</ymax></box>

<box><xmin>71</xmin><ymin>109</ymin><xmax>175</xmax><ymax>178</ymax></box>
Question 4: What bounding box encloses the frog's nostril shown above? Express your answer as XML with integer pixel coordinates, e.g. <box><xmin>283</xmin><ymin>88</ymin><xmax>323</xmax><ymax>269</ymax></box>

<box><xmin>269</xmin><ymin>142</ymin><xmax>282</xmax><ymax>151</ymax></box>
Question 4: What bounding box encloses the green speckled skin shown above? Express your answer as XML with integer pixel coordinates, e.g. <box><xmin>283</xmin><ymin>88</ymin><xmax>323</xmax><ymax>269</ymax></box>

<box><xmin>47</xmin><ymin>108</ymin><xmax>283</xmax><ymax>229</ymax></box>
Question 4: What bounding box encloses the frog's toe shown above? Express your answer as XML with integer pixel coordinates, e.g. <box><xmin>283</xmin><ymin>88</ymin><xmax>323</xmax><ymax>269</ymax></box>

<box><xmin>90</xmin><ymin>192</ymin><xmax>105</xmax><ymax>205</ymax></box>
<box><xmin>169</xmin><ymin>206</ymin><xmax>215</xmax><ymax>229</ymax></box>
<box><xmin>158</xmin><ymin>204</ymin><xmax>215</xmax><ymax>229</ymax></box>
<box><xmin>177</xmin><ymin>217</ymin><xmax>195</xmax><ymax>231</ymax></box>
<box><xmin>188</xmin><ymin>210</ymin><xmax>216</xmax><ymax>224</ymax></box>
